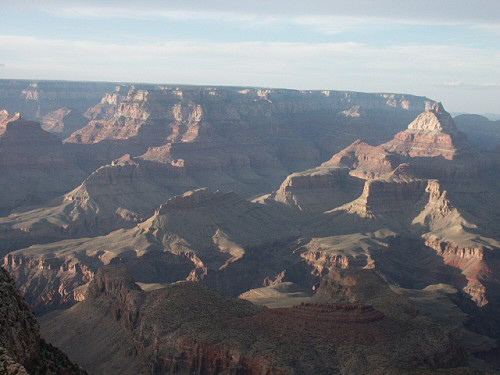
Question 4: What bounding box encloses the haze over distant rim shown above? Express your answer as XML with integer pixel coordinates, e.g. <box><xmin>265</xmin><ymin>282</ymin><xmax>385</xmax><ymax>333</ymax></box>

<box><xmin>1</xmin><ymin>0</ymin><xmax>499</xmax><ymax>113</ymax></box>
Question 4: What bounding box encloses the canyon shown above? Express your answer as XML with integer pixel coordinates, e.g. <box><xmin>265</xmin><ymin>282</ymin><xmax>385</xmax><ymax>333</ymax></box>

<box><xmin>0</xmin><ymin>80</ymin><xmax>499</xmax><ymax>374</ymax></box>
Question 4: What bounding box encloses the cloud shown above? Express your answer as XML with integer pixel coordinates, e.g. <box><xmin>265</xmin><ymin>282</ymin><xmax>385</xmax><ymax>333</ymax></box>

<box><xmin>439</xmin><ymin>82</ymin><xmax>500</xmax><ymax>90</ymax></box>
<box><xmin>0</xmin><ymin>34</ymin><xmax>498</xmax><ymax>86</ymax></box>
<box><xmin>7</xmin><ymin>0</ymin><xmax>500</xmax><ymax>27</ymax></box>
<box><xmin>0</xmin><ymin>63</ymin><xmax>5</xmax><ymax>68</ymax></box>
<box><xmin>0</xmin><ymin>34</ymin><xmax>499</xmax><ymax>112</ymax></box>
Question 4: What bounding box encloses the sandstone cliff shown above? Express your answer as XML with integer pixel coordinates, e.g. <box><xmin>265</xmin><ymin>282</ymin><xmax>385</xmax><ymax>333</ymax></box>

<box><xmin>253</xmin><ymin>102</ymin><xmax>500</xmax><ymax>332</ymax></box>
<box><xmin>383</xmin><ymin>102</ymin><xmax>474</xmax><ymax>160</ymax></box>
<box><xmin>322</xmin><ymin>139</ymin><xmax>401</xmax><ymax>178</ymax></box>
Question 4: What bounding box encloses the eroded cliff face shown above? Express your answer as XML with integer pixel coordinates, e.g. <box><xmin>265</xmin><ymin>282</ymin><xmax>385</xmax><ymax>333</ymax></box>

<box><xmin>0</xmin><ymin>119</ymin><xmax>85</xmax><ymax>214</ymax></box>
<box><xmin>336</xmin><ymin>177</ymin><xmax>428</xmax><ymax>219</ymax></box>
<box><xmin>383</xmin><ymin>103</ymin><xmax>474</xmax><ymax>160</ymax></box>
<box><xmin>41</xmin><ymin>107</ymin><xmax>88</xmax><ymax>138</ymax></box>
<box><xmin>69</xmin><ymin>87</ymin><xmax>432</xmax><ymax>145</ymax></box>
<box><xmin>0</xmin><ymin>157</ymin><xmax>184</xmax><ymax>255</ymax></box>
<box><xmin>258</xmin><ymin>102</ymin><xmax>500</xmax><ymax>321</ymax></box>
<box><xmin>3</xmin><ymin>253</ymin><xmax>96</xmax><ymax>313</ymax></box>
<box><xmin>0</xmin><ymin>268</ymin><xmax>85</xmax><ymax>374</ymax></box>
<box><xmin>63</xmin><ymin>85</ymin><xmax>432</xmax><ymax>179</ymax></box>
<box><xmin>258</xmin><ymin>167</ymin><xmax>364</xmax><ymax>212</ymax></box>
<box><xmin>0</xmin><ymin>80</ymin><xmax>115</xmax><ymax>119</ymax></box>
<box><xmin>322</xmin><ymin>139</ymin><xmax>401</xmax><ymax>179</ymax></box>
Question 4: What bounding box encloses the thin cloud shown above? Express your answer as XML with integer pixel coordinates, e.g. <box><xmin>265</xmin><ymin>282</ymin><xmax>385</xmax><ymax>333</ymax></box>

<box><xmin>440</xmin><ymin>82</ymin><xmax>500</xmax><ymax>90</ymax></box>
<box><xmin>8</xmin><ymin>0</ymin><xmax>500</xmax><ymax>27</ymax></box>
<box><xmin>0</xmin><ymin>34</ymin><xmax>498</xmax><ymax>85</ymax></box>
<box><xmin>0</xmin><ymin>34</ymin><xmax>499</xmax><ymax>112</ymax></box>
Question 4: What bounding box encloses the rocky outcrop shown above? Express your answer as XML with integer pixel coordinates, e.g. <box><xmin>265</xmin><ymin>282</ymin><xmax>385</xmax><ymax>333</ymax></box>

<box><xmin>149</xmin><ymin>188</ymin><xmax>296</xmax><ymax>255</ymax></box>
<box><xmin>39</xmin><ymin>267</ymin><xmax>468</xmax><ymax>374</ymax></box>
<box><xmin>336</xmin><ymin>177</ymin><xmax>428</xmax><ymax>219</ymax></box>
<box><xmin>410</xmin><ymin>179</ymin><xmax>500</xmax><ymax>307</ymax></box>
<box><xmin>383</xmin><ymin>102</ymin><xmax>474</xmax><ymax>160</ymax></box>
<box><xmin>3</xmin><ymin>254</ymin><xmax>95</xmax><ymax>313</ymax></box>
<box><xmin>258</xmin><ymin>166</ymin><xmax>364</xmax><ymax>212</ymax></box>
<box><xmin>41</xmin><ymin>107</ymin><xmax>88</xmax><ymax>138</ymax></box>
<box><xmin>0</xmin><ymin>109</ymin><xmax>20</xmax><ymax>135</ymax></box>
<box><xmin>0</xmin><ymin>268</ymin><xmax>85</xmax><ymax>374</ymax></box>
<box><xmin>322</xmin><ymin>139</ymin><xmax>401</xmax><ymax>179</ymax></box>
<box><xmin>321</xmin><ymin>103</ymin><xmax>490</xmax><ymax>183</ymax></box>
<box><xmin>138</xmin><ymin>140</ymin><xmax>288</xmax><ymax>198</ymax></box>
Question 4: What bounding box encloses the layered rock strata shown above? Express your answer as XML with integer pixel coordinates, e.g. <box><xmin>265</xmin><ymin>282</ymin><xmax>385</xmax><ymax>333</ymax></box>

<box><xmin>64</xmin><ymin>85</ymin><xmax>433</xmax><ymax>182</ymax></box>
<box><xmin>257</xmin><ymin>167</ymin><xmax>364</xmax><ymax>212</ymax></box>
<box><xmin>0</xmin><ymin>80</ymin><xmax>115</xmax><ymax>119</ymax></box>
<box><xmin>383</xmin><ymin>102</ymin><xmax>473</xmax><ymax>160</ymax></box>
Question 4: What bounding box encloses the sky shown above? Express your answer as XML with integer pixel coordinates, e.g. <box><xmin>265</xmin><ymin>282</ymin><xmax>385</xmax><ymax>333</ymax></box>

<box><xmin>0</xmin><ymin>0</ymin><xmax>499</xmax><ymax>113</ymax></box>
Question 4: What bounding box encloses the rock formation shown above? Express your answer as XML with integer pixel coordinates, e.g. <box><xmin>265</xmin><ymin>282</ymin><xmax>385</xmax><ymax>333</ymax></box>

<box><xmin>0</xmin><ymin>80</ymin><xmax>499</xmax><ymax>372</ymax></box>
<box><xmin>0</xmin><ymin>80</ymin><xmax>115</xmax><ymax>119</ymax></box>
<box><xmin>322</xmin><ymin>139</ymin><xmax>401</xmax><ymax>179</ymax></box>
<box><xmin>383</xmin><ymin>102</ymin><xmax>474</xmax><ymax>160</ymax></box>
<box><xmin>0</xmin><ymin>109</ymin><xmax>20</xmax><ymax>135</ymax></box>
<box><xmin>256</xmin><ymin>166</ymin><xmax>364</xmax><ymax>212</ymax></box>
<box><xmin>39</xmin><ymin>266</ymin><xmax>469</xmax><ymax>374</ymax></box>
<box><xmin>64</xmin><ymin>85</ymin><xmax>433</xmax><ymax>181</ymax></box>
<box><xmin>2</xmin><ymin>189</ymin><xmax>298</xmax><ymax>312</ymax></box>
<box><xmin>0</xmin><ymin>267</ymin><xmax>85</xmax><ymax>374</ymax></box>
<box><xmin>41</xmin><ymin>107</ymin><xmax>88</xmax><ymax>138</ymax></box>
<box><xmin>0</xmin><ymin>156</ymin><xmax>181</xmax><ymax>254</ymax></box>
<box><xmin>256</xmin><ymin>103</ymin><xmax>500</xmax><ymax>340</ymax></box>
<box><xmin>334</xmin><ymin>177</ymin><xmax>428</xmax><ymax>219</ymax></box>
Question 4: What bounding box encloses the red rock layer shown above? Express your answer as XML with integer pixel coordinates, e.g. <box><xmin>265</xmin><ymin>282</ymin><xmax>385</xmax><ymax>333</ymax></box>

<box><xmin>383</xmin><ymin>102</ymin><xmax>474</xmax><ymax>160</ymax></box>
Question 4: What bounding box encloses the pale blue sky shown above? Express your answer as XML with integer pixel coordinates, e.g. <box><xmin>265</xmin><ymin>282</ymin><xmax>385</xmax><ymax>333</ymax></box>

<box><xmin>1</xmin><ymin>0</ymin><xmax>499</xmax><ymax>113</ymax></box>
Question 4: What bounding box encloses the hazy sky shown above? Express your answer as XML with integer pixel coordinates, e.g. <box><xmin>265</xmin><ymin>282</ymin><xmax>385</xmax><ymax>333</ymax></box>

<box><xmin>1</xmin><ymin>0</ymin><xmax>499</xmax><ymax>113</ymax></box>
